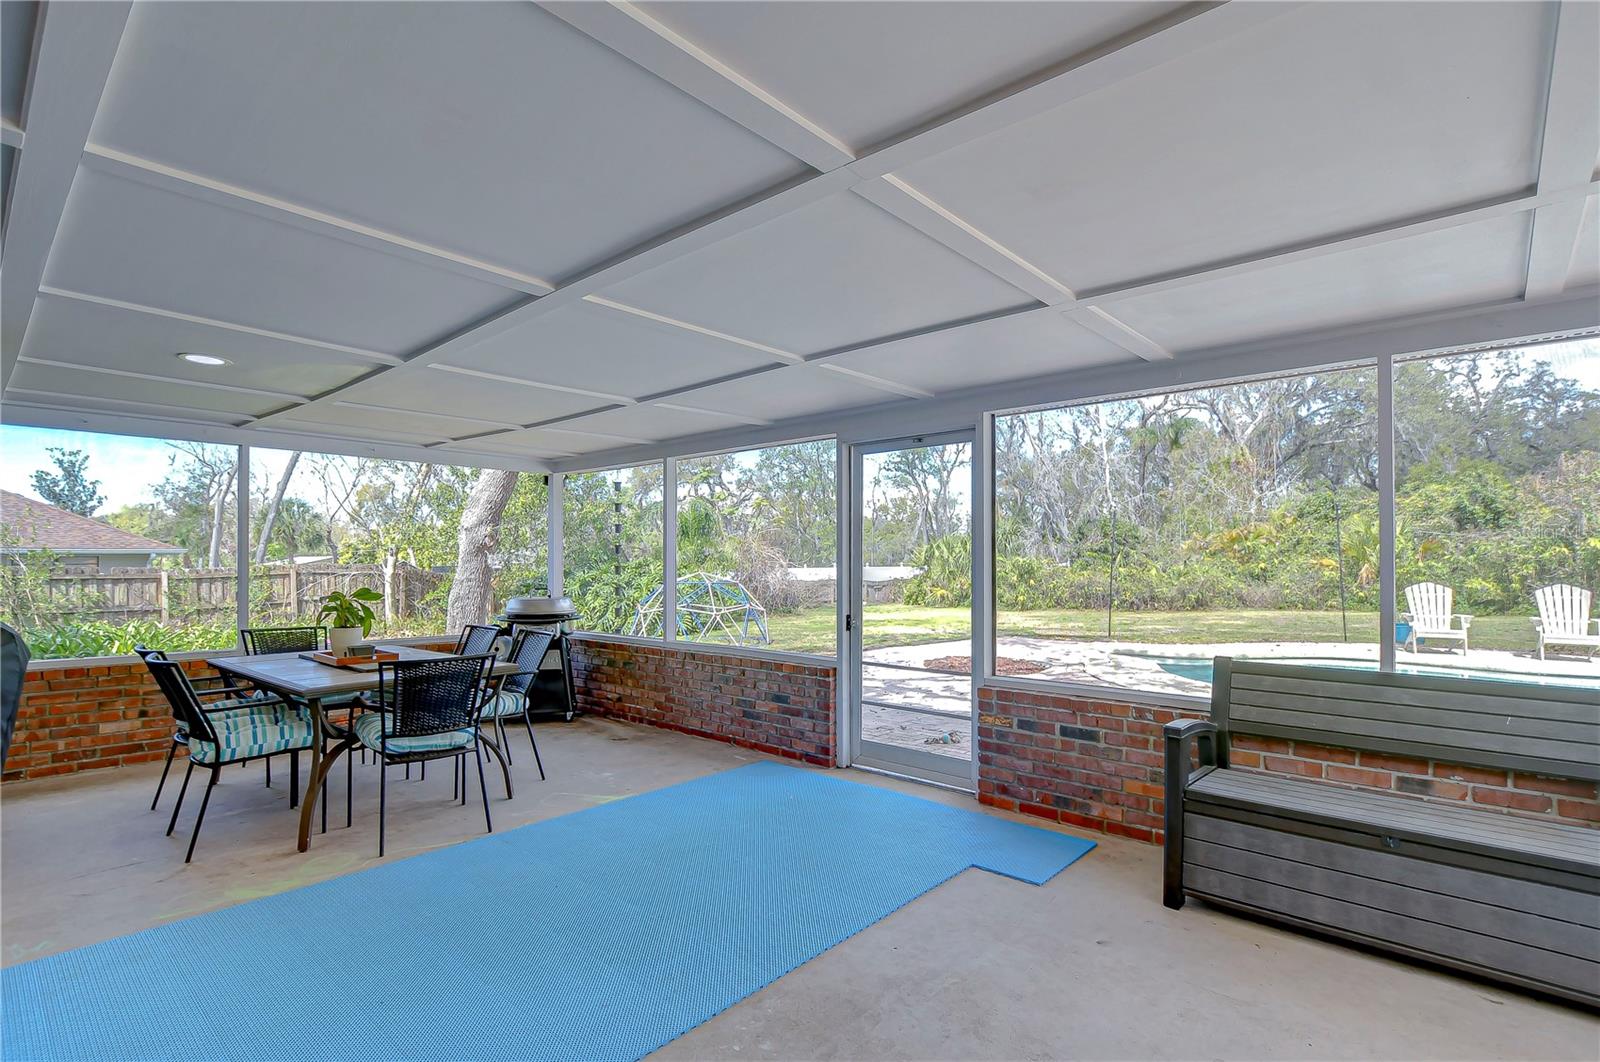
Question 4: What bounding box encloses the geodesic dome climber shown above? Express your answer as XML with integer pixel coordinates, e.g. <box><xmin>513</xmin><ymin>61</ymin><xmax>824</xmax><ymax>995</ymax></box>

<box><xmin>630</xmin><ymin>572</ymin><xmax>770</xmax><ymax>645</ymax></box>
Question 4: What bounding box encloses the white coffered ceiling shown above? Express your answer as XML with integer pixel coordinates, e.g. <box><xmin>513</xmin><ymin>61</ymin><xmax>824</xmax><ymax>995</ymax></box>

<box><xmin>1</xmin><ymin>1</ymin><xmax>1596</xmax><ymax>472</ymax></box>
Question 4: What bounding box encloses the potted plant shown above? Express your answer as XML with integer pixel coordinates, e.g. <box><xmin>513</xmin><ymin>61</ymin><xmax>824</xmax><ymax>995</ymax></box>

<box><xmin>316</xmin><ymin>588</ymin><xmax>383</xmax><ymax>655</ymax></box>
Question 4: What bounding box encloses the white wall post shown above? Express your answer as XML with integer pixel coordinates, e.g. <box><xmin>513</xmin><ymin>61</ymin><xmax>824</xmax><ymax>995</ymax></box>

<box><xmin>662</xmin><ymin>458</ymin><xmax>677</xmax><ymax>642</ymax></box>
<box><xmin>235</xmin><ymin>444</ymin><xmax>250</xmax><ymax>642</ymax></box>
<box><xmin>971</xmin><ymin>413</ymin><xmax>995</xmax><ymax>791</ymax></box>
<box><xmin>546</xmin><ymin>473</ymin><xmax>564</xmax><ymax>599</ymax></box>
<box><xmin>1378</xmin><ymin>353</ymin><xmax>1397</xmax><ymax>672</ymax></box>
<box><xmin>835</xmin><ymin>439</ymin><xmax>853</xmax><ymax>768</ymax></box>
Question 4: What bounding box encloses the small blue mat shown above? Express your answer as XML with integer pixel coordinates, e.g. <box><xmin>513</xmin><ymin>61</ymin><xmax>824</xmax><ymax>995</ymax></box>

<box><xmin>3</xmin><ymin>762</ymin><xmax>1094</xmax><ymax>1061</ymax></box>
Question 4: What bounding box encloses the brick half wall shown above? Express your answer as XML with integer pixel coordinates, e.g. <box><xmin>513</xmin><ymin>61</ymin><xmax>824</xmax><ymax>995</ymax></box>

<box><xmin>978</xmin><ymin>685</ymin><xmax>1599</xmax><ymax>843</ymax></box>
<box><xmin>4</xmin><ymin>640</ymin><xmax>456</xmax><ymax>783</ymax></box>
<box><xmin>568</xmin><ymin>636</ymin><xmax>835</xmax><ymax>766</ymax></box>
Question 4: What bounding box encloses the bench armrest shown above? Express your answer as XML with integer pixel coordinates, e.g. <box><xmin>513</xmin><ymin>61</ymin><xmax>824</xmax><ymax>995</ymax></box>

<box><xmin>1163</xmin><ymin>718</ymin><xmax>1219</xmax><ymax>910</ymax></box>
<box><xmin>1455</xmin><ymin>614</ymin><xmax>1472</xmax><ymax>629</ymax></box>
<box><xmin>1164</xmin><ymin>719</ymin><xmax>1219</xmax><ymax>781</ymax></box>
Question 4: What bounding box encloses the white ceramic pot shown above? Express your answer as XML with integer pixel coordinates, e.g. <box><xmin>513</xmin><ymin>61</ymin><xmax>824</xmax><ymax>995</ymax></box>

<box><xmin>328</xmin><ymin>626</ymin><xmax>362</xmax><ymax>655</ymax></box>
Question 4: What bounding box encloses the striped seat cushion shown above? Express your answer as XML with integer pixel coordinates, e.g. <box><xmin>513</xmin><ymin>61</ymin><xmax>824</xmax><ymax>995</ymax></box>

<box><xmin>479</xmin><ymin>689</ymin><xmax>526</xmax><ymax>719</ymax></box>
<box><xmin>175</xmin><ymin>697</ymin><xmax>277</xmax><ymax>739</ymax></box>
<box><xmin>352</xmin><ymin>711</ymin><xmax>475</xmax><ymax>756</ymax></box>
<box><xmin>188</xmin><ymin>703</ymin><xmax>316</xmax><ymax>765</ymax></box>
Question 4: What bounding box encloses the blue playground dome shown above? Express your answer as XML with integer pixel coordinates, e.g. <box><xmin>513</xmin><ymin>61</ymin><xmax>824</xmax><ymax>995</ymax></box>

<box><xmin>630</xmin><ymin>572</ymin><xmax>770</xmax><ymax>645</ymax></box>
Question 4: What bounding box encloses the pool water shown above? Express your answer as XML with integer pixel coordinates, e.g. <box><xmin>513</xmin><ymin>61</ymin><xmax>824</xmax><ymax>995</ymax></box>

<box><xmin>1143</xmin><ymin>654</ymin><xmax>1596</xmax><ymax>689</ymax></box>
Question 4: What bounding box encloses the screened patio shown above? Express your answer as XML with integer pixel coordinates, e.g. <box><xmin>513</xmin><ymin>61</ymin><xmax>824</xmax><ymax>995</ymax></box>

<box><xmin>1</xmin><ymin>1</ymin><xmax>1597</xmax><ymax>1059</ymax></box>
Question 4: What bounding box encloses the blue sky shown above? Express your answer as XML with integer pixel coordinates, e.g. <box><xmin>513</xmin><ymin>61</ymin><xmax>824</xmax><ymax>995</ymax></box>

<box><xmin>0</xmin><ymin>426</ymin><xmax>295</xmax><ymax>513</ymax></box>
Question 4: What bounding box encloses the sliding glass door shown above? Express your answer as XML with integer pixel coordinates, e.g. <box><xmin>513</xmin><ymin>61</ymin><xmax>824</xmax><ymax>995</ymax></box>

<box><xmin>848</xmin><ymin>431</ymin><xmax>975</xmax><ymax>789</ymax></box>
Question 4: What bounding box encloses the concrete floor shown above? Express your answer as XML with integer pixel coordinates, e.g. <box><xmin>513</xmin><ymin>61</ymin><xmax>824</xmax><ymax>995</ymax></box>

<box><xmin>3</xmin><ymin>716</ymin><xmax>1595</xmax><ymax>1060</ymax></box>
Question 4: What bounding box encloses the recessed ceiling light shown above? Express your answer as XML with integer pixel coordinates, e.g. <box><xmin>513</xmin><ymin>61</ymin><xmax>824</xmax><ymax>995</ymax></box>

<box><xmin>177</xmin><ymin>353</ymin><xmax>230</xmax><ymax>366</ymax></box>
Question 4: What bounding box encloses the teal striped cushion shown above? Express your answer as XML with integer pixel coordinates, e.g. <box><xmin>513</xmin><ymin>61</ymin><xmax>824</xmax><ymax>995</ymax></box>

<box><xmin>352</xmin><ymin>711</ymin><xmax>475</xmax><ymax>755</ymax></box>
<box><xmin>479</xmin><ymin>689</ymin><xmax>526</xmax><ymax>719</ymax></box>
<box><xmin>188</xmin><ymin>703</ymin><xmax>316</xmax><ymax>765</ymax></box>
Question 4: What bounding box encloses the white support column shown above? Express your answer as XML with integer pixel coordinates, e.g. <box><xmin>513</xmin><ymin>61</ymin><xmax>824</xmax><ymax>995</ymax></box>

<box><xmin>835</xmin><ymin>439</ymin><xmax>854</xmax><ymax>768</ymax></box>
<box><xmin>546</xmin><ymin>473</ymin><xmax>564</xmax><ymax>599</ymax></box>
<box><xmin>235</xmin><ymin>445</ymin><xmax>251</xmax><ymax>642</ymax></box>
<box><xmin>662</xmin><ymin>458</ymin><xmax>678</xmax><ymax>642</ymax></box>
<box><xmin>970</xmin><ymin>414</ymin><xmax>995</xmax><ymax>792</ymax></box>
<box><xmin>1378</xmin><ymin>354</ymin><xmax>1397</xmax><ymax>672</ymax></box>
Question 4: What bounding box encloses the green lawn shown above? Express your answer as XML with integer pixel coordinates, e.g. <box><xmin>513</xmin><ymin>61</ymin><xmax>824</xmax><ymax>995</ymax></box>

<box><xmin>760</xmin><ymin>605</ymin><xmax>1543</xmax><ymax>656</ymax></box>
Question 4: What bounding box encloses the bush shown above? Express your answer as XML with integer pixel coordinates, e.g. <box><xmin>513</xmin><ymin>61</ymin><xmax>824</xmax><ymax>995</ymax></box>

<box><xmin>23</xmin><ymin>619</ymin><xmax>239</xmax><ymax>659</ymax></box>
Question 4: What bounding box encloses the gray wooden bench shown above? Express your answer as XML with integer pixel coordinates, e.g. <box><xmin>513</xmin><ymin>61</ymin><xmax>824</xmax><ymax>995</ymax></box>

<box><xmin>1163</xmin><ymin>658</ymin><xmax>1600</xmax><ymax>1007</ymax></box>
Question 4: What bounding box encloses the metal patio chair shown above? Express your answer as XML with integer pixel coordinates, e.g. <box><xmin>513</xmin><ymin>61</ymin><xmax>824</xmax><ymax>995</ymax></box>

<box><xmin>353</xmin><ymin>653</ymin><xmax>502</xmax><ymax>856</ymax></box>
<box><xmin>476</xmin><ymin>626</ymin><xmax>555</xmax><ymax>779</ymax></box>
<box><xmin>143</xmin><ymin>651</ymin><xmax>318</xmax><ymax>862</ymax></box>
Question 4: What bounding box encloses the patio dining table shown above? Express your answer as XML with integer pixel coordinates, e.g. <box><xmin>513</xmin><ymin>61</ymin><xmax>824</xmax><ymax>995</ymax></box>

<box><xmin>208</xmin><ymin>647</ymin><xmax>518</xmax><ymax>852</ymax></box>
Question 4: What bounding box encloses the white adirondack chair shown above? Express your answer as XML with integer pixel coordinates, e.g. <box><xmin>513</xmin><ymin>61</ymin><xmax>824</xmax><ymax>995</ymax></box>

<box><xmin>1401</xmin><ymin>582</ymin><xmax>1471</xmax><ymax>654</ymax></box>
<box><xmin>1534</xmin><ymin>584</ymin><xmax>1600</xmax><ymax>660</ymax></box>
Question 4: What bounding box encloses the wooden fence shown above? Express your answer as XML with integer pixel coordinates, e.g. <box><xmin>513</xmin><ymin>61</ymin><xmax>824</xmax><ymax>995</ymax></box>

<box><xmin>40</xmin><ymin>562</ymin><xmax>444</xmax><ymax>624</ymax></box>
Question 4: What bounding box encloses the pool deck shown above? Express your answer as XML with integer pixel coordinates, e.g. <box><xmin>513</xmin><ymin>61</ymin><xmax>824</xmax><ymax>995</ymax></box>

<box><xmin>861</xmin><ymin>636</ymin><xmax>1600</xmax><ymax>724</ymax></box>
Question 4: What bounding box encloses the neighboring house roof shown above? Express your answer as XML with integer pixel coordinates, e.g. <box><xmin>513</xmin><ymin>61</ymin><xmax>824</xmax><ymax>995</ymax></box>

<box><xmin>0</xmin><ymin>490</ymin><xmax>186</xmax><ymax>555</ymax></box>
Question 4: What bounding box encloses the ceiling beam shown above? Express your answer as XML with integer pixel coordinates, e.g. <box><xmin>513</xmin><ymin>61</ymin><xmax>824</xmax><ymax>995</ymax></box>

<box><xmin>427</xmin><ymin>363</ymin><xmax>637</xmax><ymax>406</ymax></box>
<box><xmin>852</xmin><ymin>176</ymin><xmax>1074</xmax><ymax>306</ymax></box>
<box><xmin>539</xmin><ymin>1</ymin><xmax>854</xmax><ymax>169</ymax></box>
<box><xmin>1524</xmin><ymin>1</ymin><xmax>1600</xmax><ymax>300</ymax></box>
<box><xmin>581</xmin><ymin>294</ymin><xmax>803</xmax><ymax>364</ymax></box>
<box><xmin>79</xmin><ymin>146</ymin><xmax>555</xmax><ymax>297</ymax></box>
<box><xmin>0</xmin><ymin>1</ymin><xmax>132</xmax><ymax>389</ymax></box>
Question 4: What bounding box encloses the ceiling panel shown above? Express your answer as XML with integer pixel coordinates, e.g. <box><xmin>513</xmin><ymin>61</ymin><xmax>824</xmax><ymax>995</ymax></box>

<box><xmin>637</xmin><ymin>1</ymin><xmax>1182</xmax><ymax>151</ymax></box>
<box><xmin>824</xmin><ymin>310</ymin><xmax>1132</xmax><ymax>392</ymax></box>
<box><xmin>20</xmin><ymin>291</ymin><xmax>376</xmax><ymax>395</ymax></box>
<box><xmin>435</xmin><ymin>429</ymin><xmax>588</xmax><ymax>460</ymax></box>
<box><xmin>445</xmin><ymin>302</ymin><xmax>785</xmax><ymax>400</ymax></box>
<box><xmin>2</xmin><ymin>387</ymin><xmax>253</xmax><ymax>426</ymax></box>
<box><xmin>1108</xmin><ymin>215</ymin><xmax>1533</xmax><ymax>354</ymax></box>
<box><xmin>8</xmin><ymin>360</ymin><xmax>278</xmax><ymax>417</ymax></box>
<box><xmin>600</xmin><ymin>191</ymin><xmax>1037</xmax><ymax>354</ymax></box>
<box><xmin>43</xmin><ymin>168</ymin><xmax>520</xmax><ymax>354</ymax></box>
<box><xmin>333</xmin><ymin>366</ymin><xmax>606</xmax><ymax>428</ymax></box>
<box><xmin>1567</xmin><ymin>199</ymin><xmax>1599</xmax><ymax>291</ymax></box>
<box><xmin>552</xmin><ymin>403</ymin><xmax>731</xmax><ymax>443</ymax></box>
<box><xmin>899</xmin><ymin>1</ymin><xmax>1550</xmax><ymax>292</ymax></box>
<box><xmin>267</xmin><ymin>418</ymin><xmax>448</xmax><ymax>448</ymax></box>
<box><xmin>91</xmin><ymin>1</ymin><xmax>806</xmax><ymax>282</ymax></box>
<box><xmin>1</xmin><ymin>0</ymin><xmax>35</xmax><ymax>126</ymax></box>
<box><xmin>673</xmin><ymin>364</ymin><xmax>887</xmax><ymax>422</ymax></box>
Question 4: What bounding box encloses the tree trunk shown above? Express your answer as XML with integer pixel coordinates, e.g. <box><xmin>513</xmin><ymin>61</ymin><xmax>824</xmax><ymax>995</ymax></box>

<box><xmin>446</xmin><ymin>470</ymin><xmax>520</xmax><ymax>633</ymax></box>
<box><xmin>253</xmin><ymin>451</ymin><xmax>301</xmax><ymax>565</ymax></box>
<box><xmin>207</xmin><ymin>466</ymin><xmax>236</xmax><ymax>568</ymax></box>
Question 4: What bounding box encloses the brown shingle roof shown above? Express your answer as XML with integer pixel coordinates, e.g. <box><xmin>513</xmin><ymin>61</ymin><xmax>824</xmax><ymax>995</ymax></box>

<box><xmin>0</xmin><ymin>490</ymin><xmax>185</xmax><ymax>555</ymax></box>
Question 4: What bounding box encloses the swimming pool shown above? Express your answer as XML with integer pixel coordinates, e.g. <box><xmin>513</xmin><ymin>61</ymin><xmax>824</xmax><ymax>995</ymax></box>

<box><xmin>1137</xmin><ymin>653</ymin><xmax>1598</xmax><ymax>689</ymax></box>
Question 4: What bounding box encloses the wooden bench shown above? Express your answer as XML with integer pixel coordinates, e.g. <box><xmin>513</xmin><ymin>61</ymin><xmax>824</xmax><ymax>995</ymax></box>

<box><xmin>1163</xmin><ymin>658</ymin><xmax>1600</xmax><ymax>1007</ymax></box>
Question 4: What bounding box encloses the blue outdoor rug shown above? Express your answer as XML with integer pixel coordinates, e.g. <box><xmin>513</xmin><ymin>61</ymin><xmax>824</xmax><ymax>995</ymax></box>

<box><xmin>3</xmin><ymin>761</ymin><xmax>1094</xmax><ymax>1061</ymax></box>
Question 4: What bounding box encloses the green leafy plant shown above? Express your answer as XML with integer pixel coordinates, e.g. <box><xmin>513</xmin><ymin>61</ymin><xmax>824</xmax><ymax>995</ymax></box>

<box><xmin>316</xmin><ymin>587</ymin><xmax>383</xmax><ymax>636</ymax></box>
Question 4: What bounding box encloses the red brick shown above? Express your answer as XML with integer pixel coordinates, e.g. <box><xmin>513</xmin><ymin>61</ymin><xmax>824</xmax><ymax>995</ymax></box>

<box><xmin>1511</xmin><ymin>774</ymin><xmax>1598</xmax><ymax>799</ymax></box>
<box><xmin>1433</xmin><ymin>763</ymin><xmax>1508</xmax><ymax>787</ymax></box>
<box><xmin>1262</xmin><ymin>755</ymin><xmax>1323</xmax><ymax>779</ymax></box>
<box><xmin>1324</xmin><ymin>765</ymin><xmax>1393</xmax><ymax>789</ymax></box>
<box><xmin>1555</xmin><ymin>799</ymin><xmax>1600</xmax><ymax>823</ymax></box>
<box><xmin>1358</xmin><ymin>751</ymin><xmax>1433</xmax><ymax>774</ymax></box>
<box><xmin>1471</xmin><ymin>787</ymin><xmax>1552</xmax><ymax>813</ymax></box>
